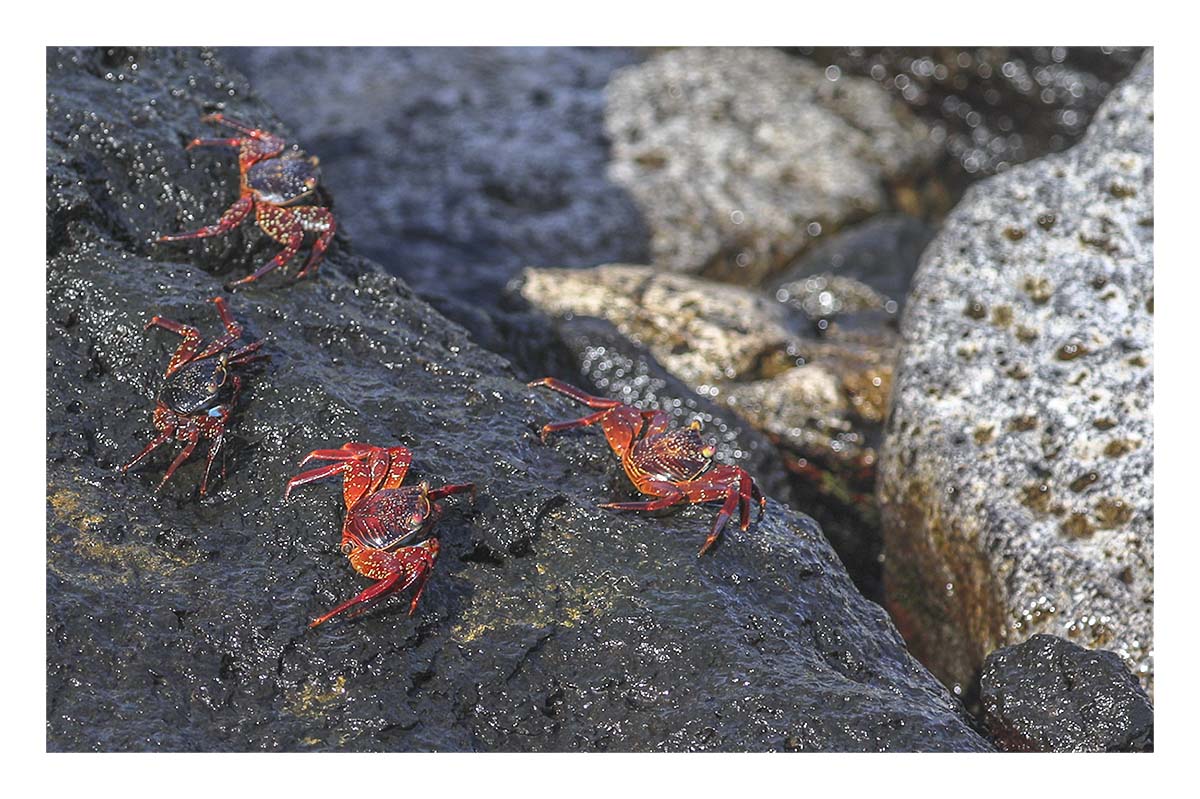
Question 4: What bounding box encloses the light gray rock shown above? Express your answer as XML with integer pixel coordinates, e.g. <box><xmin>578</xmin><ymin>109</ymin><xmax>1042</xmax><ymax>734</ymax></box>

<box><xmin>878</xmin><ymin>53</ymin><xmax>1153</xmax><ymax>695</ymax></box>
<box><xmin>604</xmin><ymin>47</ymin><xmax>938</xmax><ymax>284</ymax></box>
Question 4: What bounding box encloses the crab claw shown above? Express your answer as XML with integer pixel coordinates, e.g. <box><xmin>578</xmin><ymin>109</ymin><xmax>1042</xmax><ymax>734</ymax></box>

<box><xmin>308</xmin><ymin>539</ymin><xmax>440</xmax><ymax>629</ymax></box>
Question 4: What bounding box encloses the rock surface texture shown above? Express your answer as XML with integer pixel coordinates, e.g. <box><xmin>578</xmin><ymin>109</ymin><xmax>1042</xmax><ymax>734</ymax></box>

<box><xmin>979</xmin><ymin>634</ymin><xmax>1152</xmax><ymax>752</ymax></box>
<box><xmin>878</xmin><ymin>53</ymin><xmax>1153</xmax><ymax>696</ymax></box>
<box><xmin>604</xmin><ymin>47</ymin><xmax>938</xmax><ymax>284</ymax></box>
<box><xmin>46</xmin><ymin>47</ymin><xmax>990</xmax><ymax>752</ymax></box>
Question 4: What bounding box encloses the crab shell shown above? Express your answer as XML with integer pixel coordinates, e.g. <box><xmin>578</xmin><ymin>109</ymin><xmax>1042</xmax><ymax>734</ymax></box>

<box><xmin>630</xmin><ymin>425</ymin><xmax>716</xmax><ymax>483</ymax></box>
<box><xmin>344</xmin><ymin>484</ymin><xmax>435</xmax><ymax>552</ymax></box>
<box><xmin>245</xmin><ymin>152</ymin><xmax>320</xmax><ymax>206</ymax></box>
<box><xmin>157</xmin><ymin>354</ymin><xmax>232</xmax><ymax>416</ymax></box>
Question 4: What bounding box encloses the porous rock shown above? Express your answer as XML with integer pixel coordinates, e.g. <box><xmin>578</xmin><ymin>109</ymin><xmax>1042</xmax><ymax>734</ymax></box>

<box><xmin>878</xmin><ymin>53</ymin><xmax>1153</xmax><ymax>695</ymax></box>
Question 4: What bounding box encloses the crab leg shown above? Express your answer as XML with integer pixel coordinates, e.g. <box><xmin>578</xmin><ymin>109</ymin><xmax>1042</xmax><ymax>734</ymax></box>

<box><xmin>201</xmin><ymin>113</ymin><xmax>271</xmax><ymax>139</ymax></box>
<box><xmin>310</xmin><ymin>541</ymin><xmax>439</xmax><ymax>628</ymax></box>
<box><xmin>427</xmin><ymin>483</ymin><xmax>475</xmax><ymax>502</ymax></box>
<box><xmin>158</xmin><ymin>195</ymin><xmax>254</xmax><ymax>243</ymax></box>
<box><xmin>538</xmin><ymin>408</ymin><xmax>611</xmax><ymax>441</ymax></box>
<box><xmin>294</xmin><ymin>208</ymin><xmax>336</xmax><ymax>279</ymax></box>
<box><xmin>600</xmin><ymin>480</ymin><xmax>686</xmax><ymax>513</ymax></box>
<box><xmin>227</xmin><ymin>209</ymin><xmax>303</xmax><ymax>288</ymax></box>
<box><xmin>186</xmin><ymin>137</ymin><xmax>244</xmax><ymax>151</ymax></box>
<box><xmin>145</xmin><ymin>316</ymin><xmax>203</xmax><ymax>378</ymax></box>
<box><xmin>698</xmin><ymin>488</ymin><xmax>742</xmax><ymax>556</ymax></box>
<box><xmin>284</xmin><ymin>462</ymin><xmax>350</xmax><ymax>500</ymax></box>
<box><xmin>200</xmin><ymin>429</ymin><xmax>226</xmax><ymax>497</ymax></box>
<box><xmin>309</xmin><ymin>571</ymin><xmax>406</xmax><ymax>629</ymax></box>
<box><xmin>529</xmin><ymin>378</ymin><xmax>623</xmax><ymax>408</ymax></box>
<box><xmin>157</xmin><ymin>428</ymin><xmax>200</xmax><ymax>492</ymax></box>
<box><xmin>121</xmin><ymin>427</ymin><xmax>175</xmax><ymax>473</ymax></box>
<box><xmin>225</xmin><ymin>341</ymin><xmax>266</xmax><ymax>367</ymax></box>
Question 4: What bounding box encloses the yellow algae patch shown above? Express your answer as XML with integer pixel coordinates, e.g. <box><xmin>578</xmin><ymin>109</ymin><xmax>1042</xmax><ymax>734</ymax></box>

<box><xmin>286</xmin><ymin>676</ymin><xmax>348</xmax><ymax>719</ymax></box>
<box><xmin>47</xmin><ymin>487</ymin><xmax>105</xmax><ymax>532</ymax></box>
<box><xmin>47</xmin><ymin>484</ymin><xmax>200</xmax><ymax>585</ymax></box>
<box><xmin>451</xmin><ymin>581</ymin><xmax>617</xmax><ymax>644</ymax></box>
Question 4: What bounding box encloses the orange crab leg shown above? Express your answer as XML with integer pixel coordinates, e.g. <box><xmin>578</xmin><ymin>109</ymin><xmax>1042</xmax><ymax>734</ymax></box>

<box><xmin>158</xmin><ymin>195</ymin><xmax>254</xmax><ymax>243</ymax></box>
<box><xmin>186</xmin><ymin>137</ymin><xmax>244</xmax><ymax>151</ymax></box>
<box><xmin>529</xmin><ymin>377</ymin><xmax>623</xmax><ymax>408</ymax></box>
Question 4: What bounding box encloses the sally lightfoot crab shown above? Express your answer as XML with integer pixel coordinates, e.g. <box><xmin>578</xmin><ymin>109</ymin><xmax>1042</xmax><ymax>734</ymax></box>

<box><xmin>122</xmin><ymin>296</ymin><xmax>265</xmax><ymax>495</ymax></box>
<box><xmin>157</xmin><ymin>113</ymin><xmax>336</xmax><ymax>289</ymax></box>
<box><xmin>530</xmin><ymin>378</ymin><xmax>765</xmax><ymax>555</ymax></box>
<box><xmin>285</xmin><ymin>442</ymin><xmax>474</xmax><ymax>628</ymax></box>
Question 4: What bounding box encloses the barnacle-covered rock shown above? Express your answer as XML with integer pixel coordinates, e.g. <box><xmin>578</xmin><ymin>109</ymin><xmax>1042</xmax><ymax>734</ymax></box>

<box><xmin>877</xmin><ymin>53</ymin><xmax>1153</xmax><ymax>696</ymax></box>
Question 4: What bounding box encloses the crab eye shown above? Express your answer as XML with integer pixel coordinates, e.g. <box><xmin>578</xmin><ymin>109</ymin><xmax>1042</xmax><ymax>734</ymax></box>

<box><xmin>409</xmin><ymin>512</ymin><xmax>424</xmax><ymax>527</ymax></box>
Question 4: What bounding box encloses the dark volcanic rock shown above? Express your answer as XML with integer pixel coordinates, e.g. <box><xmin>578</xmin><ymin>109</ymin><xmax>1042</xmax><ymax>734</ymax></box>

<box><xmin>46</xmin><ymin>46</ymin><xmax>989</xmax><ymax>752</ymax></box>
<box><xmin>769</xmin><ymin>214</ymin><xmax>936</xmax><ymax>322</ymax></box>
<box><xmin>979</xmin><ymin>635</ymin><xmax>1152</xmax><ymax>752</ymax></box>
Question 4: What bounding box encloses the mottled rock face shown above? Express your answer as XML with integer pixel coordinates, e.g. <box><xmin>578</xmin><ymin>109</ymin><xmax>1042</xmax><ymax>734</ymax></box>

<box><xmin>604</xmin><ymin>47</ymin><xmax>938</xmax><ymax>284</ymax></box>
<box><xmin>46</xmin><ymin>47</ymin><xmax>989</xmax><ymax>753</ymax></box>
<box><xmin>979</xmin><ymin>635</ymin><xmax>1152</xmax><ymax>752</ymax></box>
<box><xmin>878</xmin><ymin>54</ymin><xmax>1153</xmax><ymax>695</ymax></box>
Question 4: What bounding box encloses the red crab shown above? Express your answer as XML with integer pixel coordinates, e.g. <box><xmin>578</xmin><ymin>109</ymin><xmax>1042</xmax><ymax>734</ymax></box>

<box><xmin>530</xmin><ymin>378</ymin><xmax>765</xmax><ymax>555</ymax></box>
<box><xmin>122</xmin><ymin>296</ymin><xmax>265</xmax><ymax>495</ymax></box>
<box><xmin>157</xmin><ymin>113</ymin><xmax>336</xmax><ymax>289</ymax></box>
<box><xmin>284</xmin><ymin>442</ymin><xmax>474</xmax><ymax>628</ymax></box>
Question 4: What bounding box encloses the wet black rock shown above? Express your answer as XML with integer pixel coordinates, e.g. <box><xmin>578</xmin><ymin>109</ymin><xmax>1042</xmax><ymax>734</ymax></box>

<box><xmin>46</xmin><ymin>46</ymin><xmax>990</xmax><ymax>752</ymax></box>
<box><xmin>979</xmin><ymin>635</ymin><xmax>1152</xmax><ymax>752</ymax></box>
